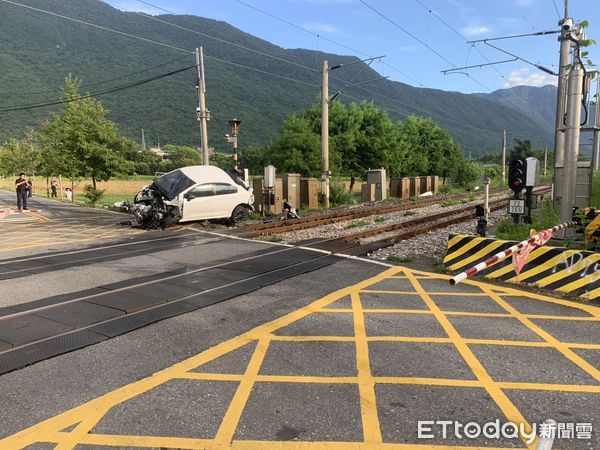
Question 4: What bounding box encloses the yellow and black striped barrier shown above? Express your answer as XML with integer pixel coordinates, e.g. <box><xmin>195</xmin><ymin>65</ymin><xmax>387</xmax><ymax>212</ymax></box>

<box><xmin>444</xmin><ymin>234</ymin><xmax>600</xmax><ymax>300</ymax></box>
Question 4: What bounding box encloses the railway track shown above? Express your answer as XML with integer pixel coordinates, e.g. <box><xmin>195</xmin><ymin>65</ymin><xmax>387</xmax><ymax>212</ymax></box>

<box><xmin>294</xmin><ymin>186</ymin><xmax>553</xmax><ymax>255</ymax></box>
<box><xmin>234</xmin><ymin>187</ymin><xmax>517</xmax><ymax>238</ymax></box>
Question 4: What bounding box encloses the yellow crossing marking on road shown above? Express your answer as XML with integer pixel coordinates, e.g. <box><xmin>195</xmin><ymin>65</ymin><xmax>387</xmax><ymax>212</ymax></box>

<box><xmin>1</xmin><ymin>267</ymin><xmax>599</xmax><ymax>449</ymax></box>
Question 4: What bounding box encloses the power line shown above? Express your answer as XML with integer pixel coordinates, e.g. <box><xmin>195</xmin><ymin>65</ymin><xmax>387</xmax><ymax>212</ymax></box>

<box><xmin>133</xmin><ymin>1</ymin><xmax>320</xmax><ymax>74</ymax></box>
<box><xmin>231</xmin><ymin>0</ymin><xmax>423</xmax><ymax>88</ymax></box>
<box><xmin>0</xmin><ymin>0</ymin><xmax>191</xmax><ymax>53</ymax></box>
<box><xmin>358</xmin><ymin>0</ymin><xmax>494</xmax><ymax>93</ymax></box>
<box><xmin>0</xmin><ymin>54</ymin><xmax>192</xmax><ymax>97</ymax></box>
<box><xmin>0</xmin><ymin>65</ymin><xmax>195</xmax><ymax>113</ymax></box>
<box><xmin>551</xmin><ymin>0</ymin><xmax>561</xmax><ymax>19</ymax></box>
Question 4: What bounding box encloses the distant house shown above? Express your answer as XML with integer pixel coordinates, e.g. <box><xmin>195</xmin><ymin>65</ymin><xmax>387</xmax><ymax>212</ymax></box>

<box><xmin>149</xmin><ymin>146</ymin><xmax>169</xmax><ymax>159</ymax></box>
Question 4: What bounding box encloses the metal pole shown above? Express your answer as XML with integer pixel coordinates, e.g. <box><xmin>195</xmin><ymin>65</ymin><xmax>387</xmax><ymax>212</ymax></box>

<box><xmin>195</xmin><ymin>47</ymin><xmax>210</xmax><ymax>165</ymax></box>
<box><xmin>321</xmin><ymin>59</ymin><xmax>330</xmax><ymax>208</ymax></box>
<box><xmin>559</xmin><ymin>58</ymin><xmax>584</xmax><ymax>230</ymax></box>
<box><xmin>544</xmin><ymin>147</ymin><xmax>548</xmax><ymax>177</ymax></box>
<box><xmin>535</xmin><ymin>419</ymin><xmax>556</xmax><ymax>450</ymax></box>
<box><xmin>553</xmin><ymin>3</ymin><xmax>572</xmax><ymax>212</ymax></box>
<box><xmin>233</xmin><ymin>138</ymin><xmax>238</xmax><ymax>171</ymax></box>
<box><xmin>502</xmin><ymin>129</ymin><xmax>506</xmax><ymax>184</ymax></box>
<box><xmin>593</xmin><ymin>131</ymin><xmax>600</xmax><ymax>171</ymax></box>
<box><xmin>484</xmin><ymin>181</ymin><xmax>489</xmax><ymax>221</ymax></box>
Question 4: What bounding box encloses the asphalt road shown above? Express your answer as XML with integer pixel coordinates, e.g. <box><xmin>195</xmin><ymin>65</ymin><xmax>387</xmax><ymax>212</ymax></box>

<box><xmin>0</xmin><ymin>190</ymin><xmax>598</xmax><ymax>449</ymax></box>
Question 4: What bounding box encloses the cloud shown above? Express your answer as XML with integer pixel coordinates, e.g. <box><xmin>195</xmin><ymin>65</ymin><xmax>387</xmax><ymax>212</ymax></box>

<box><xmin>503</xmin><ymin>67</ymin><xmax>558</xmax><ymax>88</ymax></box>
<box><xmin>302</xmin><ymin>21</ymin><xmax>340</xmax><ymax>34</ymax></box>
<box><xmin>460</xmin><ymin>25</ymin><xmax>491</xmax><ymax>37</ymax></box>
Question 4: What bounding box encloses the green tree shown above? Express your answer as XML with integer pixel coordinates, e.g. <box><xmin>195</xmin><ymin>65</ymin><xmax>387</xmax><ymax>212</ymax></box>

<box><xmin>0</xmin><ymin>130</ymin><xmax>41</xmax><ymax>176</ymax></box>
<box><xmin>511</xmin><ymin>139</ymin><xmax>534</xmax><ymax>158</ymax></box>
<box><xmin>209</xmin><ymin>151</ymin><xmax>233</xmax><ymax>172</ymax></box>
<box><xmin>39</xmin><ymin>75</ymin><xmax>129</xmax><ymax>189</ymax></box>
<box><xmin>162</xmin><ymin>145</ymin><xmax>201</xmax><ymax>172</ymax></box>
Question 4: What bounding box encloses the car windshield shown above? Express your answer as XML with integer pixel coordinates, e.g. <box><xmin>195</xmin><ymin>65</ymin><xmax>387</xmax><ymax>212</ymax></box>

<box><xmin>152</xmin><ymin>170</ymin><xmax>195</xmax><ymax>200</ymax></box>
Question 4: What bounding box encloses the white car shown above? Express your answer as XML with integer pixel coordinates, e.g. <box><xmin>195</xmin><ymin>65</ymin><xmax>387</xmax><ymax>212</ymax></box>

<box><xmin>130</xmin><ymin>165</ymin><xmax>254</xmax><ymax>228</ymax></box>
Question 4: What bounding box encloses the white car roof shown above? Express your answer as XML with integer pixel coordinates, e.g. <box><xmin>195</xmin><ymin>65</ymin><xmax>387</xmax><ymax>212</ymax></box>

<box><xmin>178</xmin><ymin>165</ymin><xmax>237</xmax><ymax>184</ymax></box>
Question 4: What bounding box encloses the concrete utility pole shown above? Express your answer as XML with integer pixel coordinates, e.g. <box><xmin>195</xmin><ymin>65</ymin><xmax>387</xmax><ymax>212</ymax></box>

<box><xmin>141</xmin><ymin>129</ymin><xmax>146</xmax><ymax>152</ymax></box>
<box><xmin>544</xmin><ymin>147</ymin><xmax>548</xmax><ymax>177</ymax></box>
<box><xmin>195</xmin><ymin>47</ymin><xmax>210</xmax><ymax>165</ymax></box>
<box><xmin>559</xmin><ymin>56</ymin><xmax>584</xmax><ymax>229</ymax></box>
<box><xmin>593</xmin><ymin>133</ymin><xmax>600</xmax><ymax>171</ymax></box>
<box><xmin>502</xmin><ymin>129</ymin><xmax>506</xmax><ymax>184</ymax></box>
<box><xmin>321</xmin><ymin>59</ymin><xmax>330</xmax><ymax>208</ymax></box>
<box><xmin>553</xmin><ymin>0</ymin><xmax>572</xmax><ymax>211</ymax></box>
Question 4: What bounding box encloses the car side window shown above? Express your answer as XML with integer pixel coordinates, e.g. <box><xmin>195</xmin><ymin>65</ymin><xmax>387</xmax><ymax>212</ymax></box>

<box><xmin>214</xmin><ymin>183</ymin><xmax>238</xmax><ymax>196</ymax></box>
<box><xmin>188</xmin><ymin>184</ymin><xmax>214</xmax><ymax>198</ymax></box>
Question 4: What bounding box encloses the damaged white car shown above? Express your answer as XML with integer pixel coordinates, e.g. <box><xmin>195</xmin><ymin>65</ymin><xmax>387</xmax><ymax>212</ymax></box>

<box><xmin>118</xmin><ymin>166</ymin><xmax>254</xmax><ymax>229</ymax></box>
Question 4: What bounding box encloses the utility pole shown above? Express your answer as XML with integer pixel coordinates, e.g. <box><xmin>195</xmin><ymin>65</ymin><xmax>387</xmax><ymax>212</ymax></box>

<box><xmin>553</xmin><ymin>0</ymin><xmax>572</xmax><ymax>211</ymax></box>
<box><xmin>321</xmin><ymin>59</ymin><xmax>330</xmax><ymax>208</ymax></box>
<box><xmin>141</xmin><ymin>129</ymin><xmax>146</xmax><ymax>152</ymax></box>
<box><xmin>559</xmin><ymin>52</ymin><xmax>584</xmax><ymax>230</ymax></box>
<box><xmin>502</xmin><ymin>129</ymin><xmax>506</xmax><ymax>184</ymax></box>
<box><xmin>544</xmin><ymin>147</ymin><xmax>548</xmax><ymax>177</ymax></box>
<box><xmin>593</xmin><ymin>132</ymin><xmax>600</xmax><ymax>171</ymax></box>
<box><xmin>195</xmin><ymin>47</ymin><xmax>210</xmax><ymax>165</ymax></box>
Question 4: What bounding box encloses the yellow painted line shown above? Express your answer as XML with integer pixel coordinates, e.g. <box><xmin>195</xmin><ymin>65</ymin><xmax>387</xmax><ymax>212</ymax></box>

<box><xmin>0</xmin><ymin>266</ymin><xmax>402</xmax><ymax>449</ymax></box>
<box><xmin>442</xmin><ymin>236</ymin><xmax>486</xmax><ymax>265</ymax></box>
<box><xmin>486</xmin><ymin>246</ymin><xmax>554</xmax><ymax>280</ymax></box>
<box><xmin>365</xmin><ymin>336</ymin><xmax>453</xmax><ymax>344</ymax></box>
<box><xmin>448</xmin><ymin>240</ymin><xmax>505</xmax><ymax>271</ymax></box>
<box><xmin>480</xmin><ymin>286</ymin><xmax>600</xmax><ymax>383</ymax></box>
<box><xmin>351</xmin><ymin>290</ymin><xmax>383</xmax><ymax>445</ymax></box>
<box><xmin>557</xmin><ymin>269</ymin><xmax>600</xmax><ymax>294</ymax></box>
<box><xmin>25</xmin><ymin>210</ymin><xmax>49</xmax><ymax>222</ymax></box>
<box><xmin>523</xmin><ymin>253</ymin><xmax>600</xmax><ymax>287</ymax></box>
<box><xmin>176</xmin><ymin>372</ymin><xmax>242</xmax><ymax>382</ymax></box>
<box><xmin>270</xmin><ymin>335</ymin><xmax>356</xmax><ymax>342</ymax></box>
<box><xmin>407</xmin><ymin>267</ymin><xmax>600</xmax><ymax>318</ymax></box>
<box><xmin>213</xmin><ymin>338</ymin><xmax>271</xmax><ymax>446</ymax></box>
<box><xmin>403</xmin><ymin>271</ymin><xmax>536</xmax><ymax>450</ymax></box>
<box><xmin>464</xmin><ymin>339</ymin><xmax>551</xmax><ymax>348</ymax></box>
<box><xmin>374</xmin><ymin>377</ymin><xmax>481</xmax><ymax>388</ymax></box>
<box><xmin>360</xmin><ymin>289</ymin><xmax>492</xmax><ymax>297</ymax></box>
<box><xmin>497</xmin><ymin>382</ymin><xmax>600</xmax><ymax>393</ymax></box>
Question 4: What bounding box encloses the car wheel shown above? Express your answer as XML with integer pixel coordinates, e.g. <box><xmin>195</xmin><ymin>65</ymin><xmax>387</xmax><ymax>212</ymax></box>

<box><xmin>231</xmin><ymin>204</ymin><xmax>250</xmax><ymax>224</ymax></box>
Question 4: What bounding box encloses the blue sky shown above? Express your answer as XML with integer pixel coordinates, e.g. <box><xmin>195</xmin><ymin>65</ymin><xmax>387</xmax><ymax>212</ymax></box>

<box><xmin>106</xmin><ymin>0</ymin><xmax>598</xmax><ymax>94</ymax></box>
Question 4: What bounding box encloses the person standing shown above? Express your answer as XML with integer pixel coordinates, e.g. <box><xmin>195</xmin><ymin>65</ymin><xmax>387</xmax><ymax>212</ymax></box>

<box><xmin>51</xmin><ymin>177</ymin><xmax>58</xmax><ymax>198</ymax></box>
<box><xmin>26</xmin><ymin>179</ymin><xmax>33</xmax><ymax>198</ymax></box>
<box><xmin>15</xmin><ymin>173</ymin><xmax>28</xmax><ymax>211</ymax></box>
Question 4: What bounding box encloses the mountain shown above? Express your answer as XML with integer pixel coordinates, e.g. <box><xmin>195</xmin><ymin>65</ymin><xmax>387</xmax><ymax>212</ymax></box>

<box><xmin>0</xmin><ymin>0</ymin><xmax>555</xmax><ymax>157</ymax></box>
<box><xmin>476</xmin><ymin>85</ymin><xmax>557</xmax><ymax>132</ymax></box>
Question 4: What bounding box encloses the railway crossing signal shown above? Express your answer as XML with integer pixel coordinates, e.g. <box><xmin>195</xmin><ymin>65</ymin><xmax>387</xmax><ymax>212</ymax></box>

<box><xmin>508</xmin><ymin>157</ymin><xmax>527</xmax><ymax>194</ymax></box>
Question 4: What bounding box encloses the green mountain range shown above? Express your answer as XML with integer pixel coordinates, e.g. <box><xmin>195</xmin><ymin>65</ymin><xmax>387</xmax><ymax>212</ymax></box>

<box><xmin>0</xmin><ymin>0</ymin><xmax>556</xmax><ymax>157</ymax></box>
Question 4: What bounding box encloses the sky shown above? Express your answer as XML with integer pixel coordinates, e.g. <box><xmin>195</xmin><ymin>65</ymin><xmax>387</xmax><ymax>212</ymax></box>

<box><xmin>103</xmin><ymin>0</ymin><xmax>600</xmax><ymax>94</ymax></box>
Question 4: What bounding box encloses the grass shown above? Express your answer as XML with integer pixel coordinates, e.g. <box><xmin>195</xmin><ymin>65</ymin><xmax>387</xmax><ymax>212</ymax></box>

<box><xmin>374</xmin><ymin>216</ymin><xmax>386</xmax><ymax>223</ymax></box>
<box><xmin>441</xmin><ymin>199</ymin><xmax>467</xmax><ymax>207</ymax></box>
<box><xmin>591</xmin><ymin>171</ymin><xmax>600</xmax><ymax>208</ymax></box>
<box><xmin>403</xmin><ymin>210</ymin><xmax>416</xmax><ymax>216</ymax></box>
<box><xmin>264</xmin><ymin>235</ymin><xmax>283</xmax><ymax>243</ymax></box>
<box><xmin>386</xmin><ymin>255</ymin><xmax>414</xmax><ymax>264</ymax></box>
<box><xmin>495</xmin><ymin>197</ymin><xmax>561</xmax><ymax>241</ymax></box>
<box><xmin>345</xmin><ymin>220</ymin><xmax>369</xmax><ymax>229</ymax></box>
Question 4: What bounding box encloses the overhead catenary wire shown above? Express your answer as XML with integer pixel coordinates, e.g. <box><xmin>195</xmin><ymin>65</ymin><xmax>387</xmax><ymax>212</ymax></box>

<box><xmin>0</xmin><ymin>54</ymin><xmax>192</xmax><ymax>98</ymax></box>
<box><xmin>0</xmin><ymin>0</ymin><xmax>191</xmax><ymax>54</ymax></box>
<box><xmin>230</xmin><ymin>0</ymin><xmax>424</xmax><ymax>88</ymax></box>
<box><xmin>0</xmin><ymin>65</ymin><xmax>195</xmax><ymax>113</ymax></box>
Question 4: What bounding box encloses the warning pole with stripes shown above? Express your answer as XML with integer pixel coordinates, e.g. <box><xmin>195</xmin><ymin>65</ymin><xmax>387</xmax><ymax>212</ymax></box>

<box><xmin>450</xmin><ymin>221</ymin><xmax>577</xmax><ymax>286</ymax></box>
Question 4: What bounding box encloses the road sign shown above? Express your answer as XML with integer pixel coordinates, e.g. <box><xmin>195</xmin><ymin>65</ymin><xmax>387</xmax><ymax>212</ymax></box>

<box><xmin>508</xmin><ymin>199</ymin><xmax>525</xmax><ymax>214</ymax></box>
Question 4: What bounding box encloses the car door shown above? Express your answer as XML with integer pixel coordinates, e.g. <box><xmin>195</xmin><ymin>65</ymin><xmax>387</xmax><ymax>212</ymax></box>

<box><xmin>213</xmin><ymin>182</ymin><xmax>241</xmax><ymax>217</ymax></box>
<box><xmin>181</xmin><ymin>183</ymin><xmax>219</xmax><ymax>221</ymax></box>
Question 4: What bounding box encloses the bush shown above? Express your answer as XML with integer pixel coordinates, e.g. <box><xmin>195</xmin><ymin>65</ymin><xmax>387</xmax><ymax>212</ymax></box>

<box><xmin>83</xmin><ymin>185</ymin><xmax>105</xmax><ymax>205</ymax></box>
<box><xmin>329</xmin><ymin>178</ymin><xmax>355</xmax><ymax>206</ymax></box>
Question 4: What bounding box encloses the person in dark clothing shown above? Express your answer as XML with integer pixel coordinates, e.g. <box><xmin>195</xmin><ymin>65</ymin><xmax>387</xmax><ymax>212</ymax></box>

<box><xmin>15</xmin><ymin>173</ymin><xmax>28</xmax><ymax>211</ymax></box>
<box><xmin>51</xmin><ymin>177</ymin><xmax>58</xmax><ymax>198</ymax></box>
<box><xmin>26</xmin><ymin>179</ymin><xmax>33</xmax><ymax>198</ymax></box>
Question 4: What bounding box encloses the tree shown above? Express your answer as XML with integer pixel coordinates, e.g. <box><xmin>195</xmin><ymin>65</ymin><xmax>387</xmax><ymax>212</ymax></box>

<box><xmin>511</xmin><ymin>139</ymin><xmax>534</xmax><ymax>158</ymax></box>
<box><xmin>209</xmin><ymin>151</ymin><xmax>233</xmax><ymax>172</ymax></box>
<box><xmin>39</xmin><ymin>75</ymin><xmax>129</xmax><ymax>189</ymax></box>
<box><xmin>0</xmin><ymin>130</ymin><xmax>41</xmax><ymax>176</ymax></box>
<box><xmin>162</xmin><ymin>145</ymin><xmax>201</xmax><ymax>172</ymax></box>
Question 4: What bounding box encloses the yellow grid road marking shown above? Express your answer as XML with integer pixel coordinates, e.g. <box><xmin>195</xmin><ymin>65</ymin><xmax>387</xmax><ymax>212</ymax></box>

<box><xmin>2</xmin><ymin>266</ymin><xmax>599</xmax><ymax>450</ymax></box>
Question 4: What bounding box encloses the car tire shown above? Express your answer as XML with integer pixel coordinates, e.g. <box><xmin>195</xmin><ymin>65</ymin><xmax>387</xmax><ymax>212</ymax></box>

<box><xmin>231</xmin><ymin>204</ymin><xmax>250</xmax><ymax>224</ymax></box>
